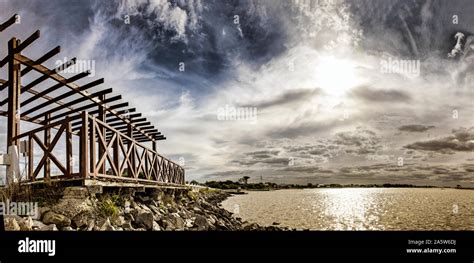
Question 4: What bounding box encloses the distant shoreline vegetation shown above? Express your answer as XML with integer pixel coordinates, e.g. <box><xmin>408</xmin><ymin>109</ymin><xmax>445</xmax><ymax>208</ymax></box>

<box><xmin>191</xmin><ymin>178</ymin><xmax>472</xmax><ymax>191</ymax></box>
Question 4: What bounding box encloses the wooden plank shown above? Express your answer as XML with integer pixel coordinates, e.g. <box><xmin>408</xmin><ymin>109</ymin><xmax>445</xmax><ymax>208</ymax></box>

<box><xmin>98</xmin><ymin>94</ymin><xmax>106</xmax><ymax>174</ymax></box>
<box><xmin>7</xmin><ymin>38</ymin><xmax>20</xmax><ymax>150</ymax></box>
<box><xmin>66</xmin><ymin>119</ymin><xmax>73</xmax><ymax>177</ymax></box>
<box><xmin>113</xmin><ymin>132</ymin><xmax>120</xmax><ymax>176</ymax></box>
<box><xmin>107</xmin><ymin>117</ymin><xmax>146</xmax><ymax>126</ymax></box>
<box><xmin>80</xmin><ymin>112</ymin><xmax>89</xmax><ymax>178</ymax></box>
<box><xmin>0</xmin><ymin>56</ymin><xmax>75</xmax><ymax>94</ymax></box>
<box><xmin>43</xmin><ymin>114</ymin><xmax>51</xmax><ymax>180</ymax></box>
<box><xmin>21</xmin><ymin>76</ymin><xmax>99</xmax><ymax>115</ymax></box>
<box><xmin>106</xmin><ymin>108</ymin><xmax>136</xmax><ymax>118</ymax></box>
<box><xmin>21</xmin><ymin>71</ymin><xmax>94</xmax><ymax>107</ymax></box>
<box><xmin>127</xmin><ymin>124</ymin><xmax>134</xmax><ymax>178</ymax></box>
<box><xmin>15</xmin><ymin>30</ymin><xmax>40</xmax><ymax>52</ymax></box>
<box><xmin>28</xmin><ymin>88</ymin><xmax>113</xmax><ymax>122</ymax></box>
<box><xmin>90</xmin><ymin>117</ymin><xmax>96</xmax><ymax>177</ymax></box>
<box><xmin>28</xmin><ymin>136</ymin><xmax>34</xmax><ymax>181</ymax></box>
<box><xmin>50</xmin><ymin>96</ymin><xmax>123</xmax><ymax>124</ymax></box>
<box><xmin>0</xmin><ymin>14</ymin><xmax>17</xmax><ymax>32</ymax></box>
<box><xmin>106</xmin><ymin>113</ymin><xmax>141</xmax><ymax>123</ymax></box>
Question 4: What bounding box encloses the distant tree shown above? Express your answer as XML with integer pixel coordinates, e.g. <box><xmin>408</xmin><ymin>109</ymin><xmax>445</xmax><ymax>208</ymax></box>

<box><xmin>190</xmin><ymin>180</ymin><xmax>200</xmax><ymax>185</ymax></box>
<box><xmin>241</xmin><ymin>176</ymin><xmax>250</xmax><ymax>184</ymax></box>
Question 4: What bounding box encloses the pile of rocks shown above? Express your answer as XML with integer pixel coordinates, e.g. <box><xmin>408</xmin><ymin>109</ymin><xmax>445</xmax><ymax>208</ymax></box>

<box><xmin>4</xmin><ymin>187</ymin><xmax>288</xmax><ymax>231</ymax></box>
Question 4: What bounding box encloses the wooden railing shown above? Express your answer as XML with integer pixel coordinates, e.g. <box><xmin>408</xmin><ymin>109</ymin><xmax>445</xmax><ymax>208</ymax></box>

<box><xmin>15</xmin><ymin>112</ymin><xmax>185</xmax><ymax>185</ymax></box>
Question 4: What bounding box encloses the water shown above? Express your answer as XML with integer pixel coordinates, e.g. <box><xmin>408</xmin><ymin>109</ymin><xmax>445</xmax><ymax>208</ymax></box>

<box><xmin>221</xmin><ymin>188</ymin><xmax>474</xmax><ymax>230</ymax></box>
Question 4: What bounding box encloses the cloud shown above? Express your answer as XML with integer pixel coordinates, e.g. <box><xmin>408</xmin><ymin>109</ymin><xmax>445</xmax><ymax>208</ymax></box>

<box><xmin>404</xmin><ymin>127</ymin><xmax>474</xmax><ymax>153</ymax></box>
<box><xmin>350</xmin><ymin>85</ymin><xmax>411</xmax><ymax>103</ymax></box>
<box><xmin>239</xmin><ymin>88</ymin><xmax>321</xmax><ymax>109</ymax></box>
<box><xmin>398</xmin><ymin>124</ymin><xmax>435</xmax><ymax>132</ymax></box>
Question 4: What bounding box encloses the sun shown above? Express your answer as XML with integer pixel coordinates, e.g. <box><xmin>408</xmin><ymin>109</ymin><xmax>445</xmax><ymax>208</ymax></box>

<box><xmin>314</xmin><ymin>55</ymin><xmax>360</xmax><ymax>98</ymax></box>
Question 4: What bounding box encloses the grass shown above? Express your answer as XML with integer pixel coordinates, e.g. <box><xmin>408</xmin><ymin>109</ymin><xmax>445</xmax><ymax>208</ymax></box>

<box><xmin>98</xmin><ymin>193</ymin><xmax>120</xmax><ymax>217</ymax></box>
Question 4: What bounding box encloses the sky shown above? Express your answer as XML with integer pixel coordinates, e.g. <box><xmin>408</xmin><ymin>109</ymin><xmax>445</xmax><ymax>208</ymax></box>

<box><xmin>0</xmin><ymin>0</ymin><xmax>473</xmax><ymax>186</ymax></box>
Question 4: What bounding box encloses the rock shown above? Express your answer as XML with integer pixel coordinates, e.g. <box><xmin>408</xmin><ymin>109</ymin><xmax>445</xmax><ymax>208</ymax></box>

<box><xmin>148</xmin><ymin>204</ymin><xmax>161</xmax><ymax>215</ymax></box>
<box><xmin>40</xmin><ymin>224</ymin><xmax>58</xmax><ymax>231</ymax></box>
<box><xmin>18</xmin><ymin>216</ymin><xmax>34</xmax><ymax>231</ymax></box>
<box><xmin>87</xmin><ymin>220</ymin><xmax>95</xmax><ymax>231</ymax></box>
<box><xmin>42</xmin><ymin>211</ymin><xmax>71</xmax><ymax>228</ymax></box>
<box><xmin>137</xmin><ymin>195</ymin><xmax>150</xmax><ymax>202</ymax></box>
<box><xmin>169</xmin><ymin>213</ymin><xmax>185</xmax><ymax>230</ymax></box>
<box><xmin>61</xmin><ymin>226</ymin><xmax>75</xmax><ymax>231</ymax></box>
<box><xmin>167</xmin><ymin>204</ymin><xmax>178</xmax><ymax>213</ymax></box>
<box><xmin>72</xmin><ymin>211</ymin><xmax>93</xmax><ymax>229</ymax></box>
<box><xmin>194</xmin><ymin>215</ymin><xmax>209</xmax><ymax>230</ymax></box>
<box><xmin>110</xmin><ymin>215</ymin><xmax>126</xmax><ymax>227</ymax></box>
<box><xmin>38</xmin><ymin>207</ymin><xmax>51</xmax><ymax>219</ymax></box>
<box><xmin>124</xmin><ymin>201</ymin><xmax>131</xmax><ymax>214</ymax></box>
<box><xmin>31</xmin><ymin>220</ymin><xmax>47</xmax><ymax>230</ymax></box>
<box><xmin>160</xmin><ymin>219</ymin><xmax>174</xmax><ymax>230</ymax></box>
<box><xmin>193</xmin><ymin>207</ymin><xmax>202</xmax><ymax>213</ymax></box>
<box><xmin>52</xmin><ymin>196</ymin><xmax>93</xmax><ymax>219</ymax></box>
<box><xmin>122</xmin><ymin>222</ymin><xmax>133</xmax><ymax>231</ymax></box>
<box><xmin>185</xmin><ymin>219</ymin><xmax>193</xmax><ymax>228</ymax></box>
<box><xmin>4</xmin><ymin>216</ymin><xmax>21</xmax><ymax>231</ymax></box>
<box><xmin>99</xmin><ymin>218</ymin><xmax>115</xmax><ymax>231</ymax></box>
<box><xmin>152</xmin><ymin>221</ymin><xmax>161</xmax><ymax>231</ymax></box>
<box><xmin>208</xmin><ymin>215</ymin><xmax>216</xmax><ymax>225</ymax></box>
<box><xmin>135</xmin><ymin>211</ymin><xmax>154</xmax><ymax>230</ymax></box>
<box><xmin>62</xmin><ymin>187</ymin><xmax>89</xmax><ymax>199</ymax></box>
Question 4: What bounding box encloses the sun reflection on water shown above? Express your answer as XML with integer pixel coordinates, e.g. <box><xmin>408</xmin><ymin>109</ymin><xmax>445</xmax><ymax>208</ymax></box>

<box><xmin>318</xmin><ymin>188</ymin><xmax>385</xmax><ymax>230</ymax></box>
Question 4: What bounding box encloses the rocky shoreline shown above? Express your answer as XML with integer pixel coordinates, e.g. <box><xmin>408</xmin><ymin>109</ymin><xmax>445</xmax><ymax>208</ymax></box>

<box><xmin>4</xmin><ymin>186</ymin><xmax>288</xmax><ymax>231</ymax></box>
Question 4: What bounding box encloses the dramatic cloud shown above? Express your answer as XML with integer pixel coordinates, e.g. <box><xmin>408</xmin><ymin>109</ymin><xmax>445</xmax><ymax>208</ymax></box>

<box><xmin>399</xmin><ymin>124</ymin><xmax>435</xmax><ymax>132</ymax></box>
<box><xmin>405</xmin><ymin>127</ymin><xmax>474</xmax><ymax>153</ymax></box>
<box><xmin>350</xmin><ymin>86</ymin><xmax>411</xmax><ymax>103</ymax></box>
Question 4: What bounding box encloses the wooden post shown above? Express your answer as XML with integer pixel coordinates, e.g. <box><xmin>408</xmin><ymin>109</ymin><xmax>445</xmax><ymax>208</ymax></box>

<box><xmin>113</xmin><ymin>134</ymin><xmax>120</xmax><ymax>176</ymax></box>
<box><xmin>65</xmin><ymin>118</ymin><xmax>72</xmax><ymax>177</ymax></box>
<box><xmin>90</xmin><ymin>117</ymin><xmax>96</xmax><ymax>177</ymax></box>
<box><xmin>80</xmin><ymin>112</ymin><xmax>89</xmax><ymax>178</ymax></box>
<box><xmin>6</xmin><ymin>38</ymin><xmax>21</xmax><ymax>185</ymax></box>
<box><xmin>152</xmin><ymin>141</ymin><xmax>157</xmax><ymax>181</ymax></box>
<box><xmin>44</xmin><ymin>113</ymin><xmax>51</xmax><ymax>181</ymax></box>
<box><xmin>127</xmin><ymin>124</ymin><xmax>134</xmax><ymax>178</ymax></box>
<box><xmin>98</xmin><ymin>94</ymin><xmax>106</xmax><ymax>174</ymax></box>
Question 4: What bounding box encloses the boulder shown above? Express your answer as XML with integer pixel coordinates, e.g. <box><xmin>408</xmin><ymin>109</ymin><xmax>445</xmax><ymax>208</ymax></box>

<box><xmin>40</xmin><ymin>224</ymin><xmax>58</xmax><ymax>231</ymax></box>
<box><xmin>4</xmin><ymin>216</ymin><xmax>21</xmax><ymax>231</ymax></box>
<box><xmin>122</xmin><ymin>222</ymin><xmax>133</xmax><ymax>231</ymax></box>
<box><xmin>18</xmin><ymin>216</ymin><xmax>34</xmax><ymax>231</ymax></box>
<box><xmin>152</xmin><ymin>221</ymin><xmax>161</xmax><ymax>231</ymax></box>
<box><xmin>61</xmin><ymin>226</ymin><xmax>75</xmax><ymax>231</ymax></box>
<box><xmin>135</xmin><ymin>211</ymin><xmax>154</xmax><ymax>230</ymax></box>
<box><xmin>185</xmin><ymin>218</ymin><xmax>194</xmax><ymax>228</ymax></box>
<box><xmin>51</xmin><ymin>196</ymin><xmax>93</xmax><ymax>219</ymax></box>
<box><xmin>72</xmin><ymin>211</ymin><xmax>93</xmax><ymax>229</ymax></box>
<box><xmin>42</xmin><ymin>211</ymin><xmax>71</xmax><ymax>228</ymax></box>
<box><xmin>110</xmin><ymin>215</ymin><xmax>126</xmax><ymax>227</ymax></box>
<box><xmin>194</xmin><ymin>215</ymin><xmax>209</xmax><ymax>230</ymax></box>
<box><xmin>99</xmin><ymin>218</ymin><xmax>115</xmax><ymax>231</ymax></box>
<box><xmin>169</xmin><ymin>213</ymin><xmax>185</xmax><ymax>230</ymax></box>
<box><xmin>30</xmin><ymin>220</ymin><xmax>46</xmax><ymax>230</ymax></box>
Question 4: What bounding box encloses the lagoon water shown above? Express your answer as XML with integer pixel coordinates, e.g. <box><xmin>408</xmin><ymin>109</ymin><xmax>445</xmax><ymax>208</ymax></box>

<box><xmin>221</xmin><ymin>188</ymin><xmax>474</xmax><ymax>230</ymax></box>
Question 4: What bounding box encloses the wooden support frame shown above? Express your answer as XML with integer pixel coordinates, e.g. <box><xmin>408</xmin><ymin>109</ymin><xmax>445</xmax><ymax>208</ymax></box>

<box><xmin>0</xmin><ymin>14</ymin><xmax>184</xmax><ymax>187</ymax></box>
